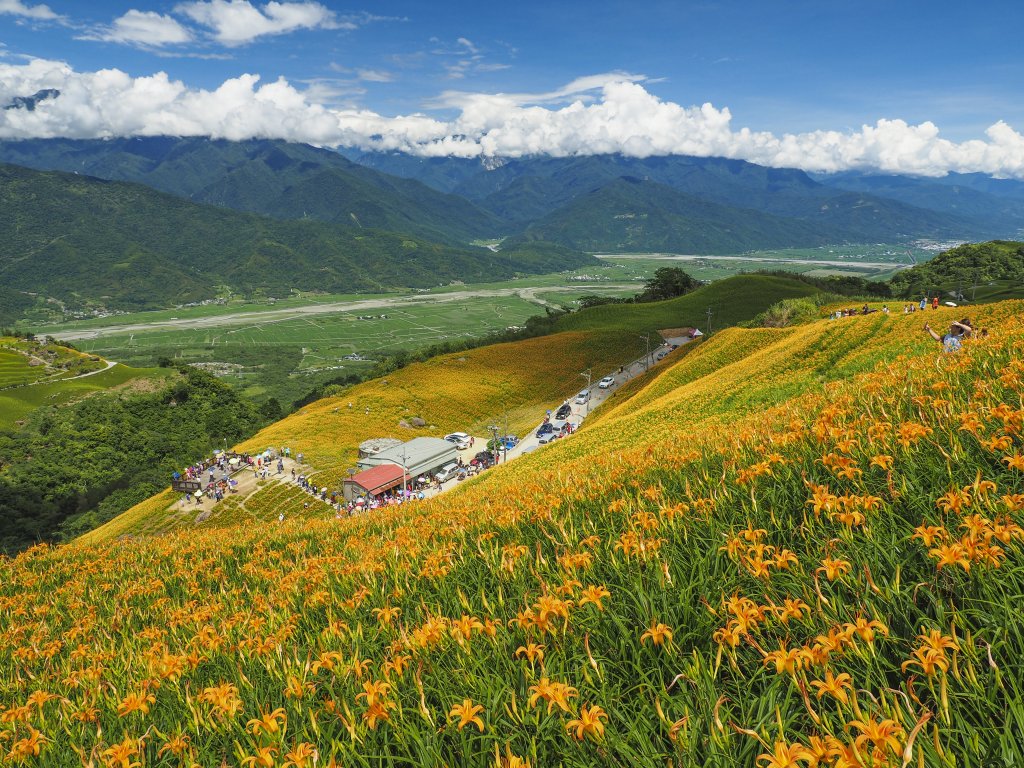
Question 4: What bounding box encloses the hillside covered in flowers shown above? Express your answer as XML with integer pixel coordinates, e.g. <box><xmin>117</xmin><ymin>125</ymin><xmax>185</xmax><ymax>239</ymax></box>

<box><xmin>2</xmin><ymin>301</ymin><xmax>1024</xmax><ymax>766</ymax></box>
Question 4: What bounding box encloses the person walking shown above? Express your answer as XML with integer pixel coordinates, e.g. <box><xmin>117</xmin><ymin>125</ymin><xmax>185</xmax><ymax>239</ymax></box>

<box><xmin>932</xmin><ymin>296</ymin><xmax>939</xmax><ymax>310</ymax></box>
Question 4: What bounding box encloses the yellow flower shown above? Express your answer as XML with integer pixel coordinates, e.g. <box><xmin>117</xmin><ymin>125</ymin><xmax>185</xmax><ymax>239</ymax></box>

<box><xmin>816</xmin><ymin>557</ymin><xmax>851</xmax><ymax>581</ymax></box>
<box><xmin>282</xmin><ymin>742</ymin><xmax>318</xmax><ymax>768</ymax></box>
<box><xmin>869</xmin><ymin>454</ymin><xmax>893</xmax><ymax>470</ymax></box>
<box><xmin>515</xmin><ymin>643</ymin><xmax>545</xmax><ymax>665</ymax></box>
<box><xmin>449</xmin><ymin>698</ymin><xmax>485</xmax><ymax>731</ymax></box>
<box><xmin>527</xmin><ymin>677</ymin><xmax>578</xmax><ymax>714</ymax></box>
<box><xmin>101</xmin><ymin>736</ymin><xmax>141</xmax><ymax>768</ymax></box>
<box><xmin>756</xmin><ymin>740</ymin><xmax>813</xmax><ymax>768</ymax></box>
<box><xmin>373</xmin><ymin>605</ymin><xmax>401</xmax><ymax>626</ymax></box>
<box><xmin>929</xmin><ymin>543</ymin><xmax>971</xmax><ymax>572</ymax></box>
<box><xmin>117</xmin><ymin>691</ymin><xmax>155</xmax><ymax>717</ymax></box>
<box><xmin>241</xmin><ymin>747</ymin><xmax>278</xmax><ymax>768</ymax></box>
<box><xmin>247</xmin><ymin>707</ymin><xmax>287</xmax><ymax>736</ymax></box>
<box><xmin>763</xmin><ymin>640</ymin><xmax>807</xmax><ymax>677</ymax></box>
<box><xmin>565</xmin><ymin>704</ymin><xmax>608</xmax><ymax>741</ymax></box>
<box><xmin>198</xmin><ymin>682</ymin><xmax>243</xmax><ymax>720</ymax></box>
<box><xmin>578</xmin><ymin>584</ymin><xmax>611</xmax><ymax>610</ymax></box>
<box><xmin>848</xmin><ymin>716</ymin><xmax>905</xmax><ymax>759</ymax></box>
<box><xmin>810</xmin><ymin>670</ymin><xmax>853</xmax><ymax>704</ymax></box>
<box><xmin>640</xmin><ymin>621</ymin><xmax>673</xmax><ymax>647</ymax></box>
<box><xmin>901</xmin><ymin>647</ymin><xmax>948</xmax><ymax>676</ymax></box>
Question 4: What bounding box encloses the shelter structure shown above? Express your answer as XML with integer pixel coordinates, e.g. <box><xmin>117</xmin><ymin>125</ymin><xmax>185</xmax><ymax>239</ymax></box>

<box><xmin>342</xmin><ymin>463</ymin><xmax>405</xmax><ymax>502</ymax></box>
<box><xmin>358</xmin><ymin>437</ymin><xmax>402</xmax><ymax>459</ymax></box>
<box><xmin>357</xmin><ymin>437</ymin><xmax>458</xmax><ymax>481</ymax></box>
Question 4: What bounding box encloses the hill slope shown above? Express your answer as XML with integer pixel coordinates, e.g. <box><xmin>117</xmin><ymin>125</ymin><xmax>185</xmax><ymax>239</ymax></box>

<box><xmin>0</xmin><ymin>137</ymin><xmax>504</xmax><ymax>244</ymax></box>
<box><xmin>0</xmin><ymin>163</ymin><xmax>592</xmax><ymax>314</ymax></box>
<box><xmin>4</xmin><ymin>297</ymin><xmax>1021</xmax><ymax>765</ymax></box>
<box><xmin>889</xmin><ymin>239</ymin><xmax>1024</xmax><ymax>298</ymax></box>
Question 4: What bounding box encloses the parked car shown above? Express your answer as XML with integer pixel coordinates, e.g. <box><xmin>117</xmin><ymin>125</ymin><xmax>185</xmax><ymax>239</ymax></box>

<box><xmin>535</xmin><ymin>422</ymin><xmax>554</xmax><ymax>438</ymax></box>
<box><xmin>550</xmin><ymin>419</ymin><xmax>572</xmax><ymax>436</ymax></box>
<box><xmin>598</xmin><ymin>376</ymin><xmax>615</xmax><ymax>389</ymax></box>
<box><xmin>538</xmin><ymin>431</ymin><xmax>559</xmax><ymax>444</ymax></box>
<box><xmin>574</xmin><ymin>389</ymin><xmax>591</xmax><ymax>405</ymax></box>
<box><xmin>470</xmin><ymin>450</ymin><xmax>495</xmax><ymax>468</ymax></box>
<box><xmin>655</xmin><ymin>351</ymin><xmax>667</xmax><ymax>360</ymax></box>
<box><xmin>435</xmin><ymin>462</ymin><xmax>460</xmax><ymax>483</ymax></box>
<box><xmin>555</xmin><ymin>403</ymin><xmax>572</xmax><ymax>420</ymax></box>
<box><xmin>444</xmin><ymin>432</ymin><xmax>472</xmax><ymax>450</ymax></box>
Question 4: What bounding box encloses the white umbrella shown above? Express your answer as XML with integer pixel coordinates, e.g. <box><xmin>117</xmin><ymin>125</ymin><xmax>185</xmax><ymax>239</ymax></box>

<box><xmin>228</xmin><ymin>457</ymin><xmax>240</xmax><ymax>466</ymax></box>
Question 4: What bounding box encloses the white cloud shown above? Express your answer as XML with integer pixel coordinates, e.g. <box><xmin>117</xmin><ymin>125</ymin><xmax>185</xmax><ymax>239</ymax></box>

<box><xmin>82</xmin><ymin>10</ymin><xmax>193</xmax><ymax>47</ymax></box>
<box><xmin>357</xmin><ymin>69</ymin><xmax>393</xmax><ymax>83</ymax></box>
<box><xmin>0</xmin><ymin>0</ymin><xmax>59</xmax><ymax>20</ymax></box>
<box><xmin>4</xmin><ymin>59</ymin><xmax>1024</xmax><ymax>179</ymax></box>
<box><xmin>176</xmin><ymin>0</ymin><xmax>342</xmax><ymax>46</ymax></box>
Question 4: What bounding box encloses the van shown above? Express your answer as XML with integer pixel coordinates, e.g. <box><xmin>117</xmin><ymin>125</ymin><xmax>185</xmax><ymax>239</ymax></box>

<box><xmin>435</xmin><ymin>462</ymin><xmax>460</xmax><ymax>483</ymax></box>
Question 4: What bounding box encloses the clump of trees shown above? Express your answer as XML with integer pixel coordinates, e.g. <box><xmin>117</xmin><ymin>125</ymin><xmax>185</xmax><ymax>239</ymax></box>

<box><xmin>0</xmin><ymin>365</ymin><xmax>267</xmax><ymax>552</ymax></box>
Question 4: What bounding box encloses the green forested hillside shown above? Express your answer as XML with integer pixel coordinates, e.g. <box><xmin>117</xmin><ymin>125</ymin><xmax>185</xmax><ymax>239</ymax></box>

<box><xmin>0</xmin><ymin>163</ymin><xmax>594</xmax><ymax>313</ymax></box>
<box><xmin>0</xmin><ymin>137</ymin><xmax>504</xmax><ymax>244</ymax></box>
<box><xmin>889</xmin><ymin>240</ymin><xmax>1024</xmax><ymax>297</ymax></box>
<box><xmin>0</xmin><ymin>365</ymin><xmax>264</xmax><ymax>553</ymax></box>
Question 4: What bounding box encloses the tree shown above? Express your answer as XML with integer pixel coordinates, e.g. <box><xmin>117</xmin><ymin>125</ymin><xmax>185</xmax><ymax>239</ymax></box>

<box><xmin>636</xmin><ymin>267</ymin><xmax>699</xmax><ymax>302</ymax></box>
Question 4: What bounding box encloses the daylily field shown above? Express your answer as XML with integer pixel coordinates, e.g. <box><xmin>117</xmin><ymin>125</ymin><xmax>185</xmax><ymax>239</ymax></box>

<box><xmin>2</xmin><ymin>300</ymin><xmax>1024</xmax><ymax>766</ymax></box>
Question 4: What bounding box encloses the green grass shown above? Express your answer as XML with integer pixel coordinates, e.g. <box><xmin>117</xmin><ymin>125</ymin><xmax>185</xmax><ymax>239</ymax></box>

<box><xmin>555</xmin><ymin>274</ymin><xmax>821</xmax><ymax>335</ymax></box>
<box><xmin>0</xmin><ymin>349</ymin><xmax>43</xmax><ymax>388</ymax></box>
<box><xmin>0</xmin><ymin>363</ymin><xmax>172</xmax><ymax>427</ymax></box>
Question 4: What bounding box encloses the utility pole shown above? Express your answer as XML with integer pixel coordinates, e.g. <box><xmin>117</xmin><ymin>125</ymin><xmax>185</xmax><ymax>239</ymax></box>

<box><xmin>487</xmin><ymin>423</ymin><xmax>501</xmax><ymax>463</ymax></box>
<box><xmin>400</xmin><ymin>444</ymin><xmax>408</xmax><ymax>500</ymax></box>
<box><xmin>638</xmin><ymin>334</ymin><xmax>651</xmax><ymax>372</ymax></box>
<box><xmin>706</xmin><ymin>306</ymin><xmax>713</xmax><ymax>336</ymax></box>
<box><xmin>579</xmin><ymin>368</ymin><xmax>592</xmax><ymax>417</ymax></box>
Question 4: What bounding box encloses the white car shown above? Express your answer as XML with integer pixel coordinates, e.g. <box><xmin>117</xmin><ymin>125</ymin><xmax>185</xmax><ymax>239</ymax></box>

<box><xmin>435</xmin><ymin>462</ymin><xmax>461</xmax><ymax>483</ymax></box>
<box><xmin>574</xmin><ymin>389</ymin><xmax>591</xmax><ymax>405</ymax></box>
<box><xmin>443</xmin><ymin>432</ymin><xmax>471</xmax><ymax>450</ymax></box>
<box><xmin>598</xmin><ymin>376</ymin><xmax>615</xmax><ymax>389</ymax></box>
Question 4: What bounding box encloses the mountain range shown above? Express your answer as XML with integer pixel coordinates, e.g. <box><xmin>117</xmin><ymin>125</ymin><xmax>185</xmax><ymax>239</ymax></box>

<box><xmin>2</xmin><ymin>136</ymin><xmax>1024</xmax><ymax>323</ymax></box>
<box><xmin>358</xmin><ymin>151</ymin><xmax>1024</xmax><ymax>246</ymax></box>
<box><xmin>3</xmin><ymin>138</ymin><xmax>1023</xmax><ymax>258</ymax></box>
<box><xmin>0</xmin><ymin>162</ymin><xmax>591</xmax><ymax>322</ymax></box>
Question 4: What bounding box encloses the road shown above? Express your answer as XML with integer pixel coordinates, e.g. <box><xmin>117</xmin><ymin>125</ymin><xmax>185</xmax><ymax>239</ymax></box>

<box><xmin>597</xmin><ymin>253</ymin><xmax>908</xmax><ymax>270</ymax></box>
<box><xmin>47</xmin><ymin>285</ymin><xmax>638</xmax><ymax>342</ymax></box>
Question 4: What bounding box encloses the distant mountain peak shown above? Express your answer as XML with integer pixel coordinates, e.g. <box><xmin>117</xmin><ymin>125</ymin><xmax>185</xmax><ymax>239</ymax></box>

<box><xmin>3</xmin><ymin>89</ymin><xmax>60</xmax><ymax>112</ymax></box>
<box><xmin>480</xmin><ymin>155</ymin><xmax>507</xmax><ymax>171</ymax></box>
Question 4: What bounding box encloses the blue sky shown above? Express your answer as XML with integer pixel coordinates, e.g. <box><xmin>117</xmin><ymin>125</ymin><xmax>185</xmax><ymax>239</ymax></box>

<box><xmin>2</xmin><ymin>1</ymin><xmax>1024</xmax><ymax>176</ymax></box>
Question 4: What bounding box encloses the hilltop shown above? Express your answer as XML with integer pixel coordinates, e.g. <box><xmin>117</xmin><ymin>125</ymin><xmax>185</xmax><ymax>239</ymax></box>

<box><xmin>2</xmin><ymin>287</ymin><xmax>1020</xmax><ymax>765</ymax></box>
